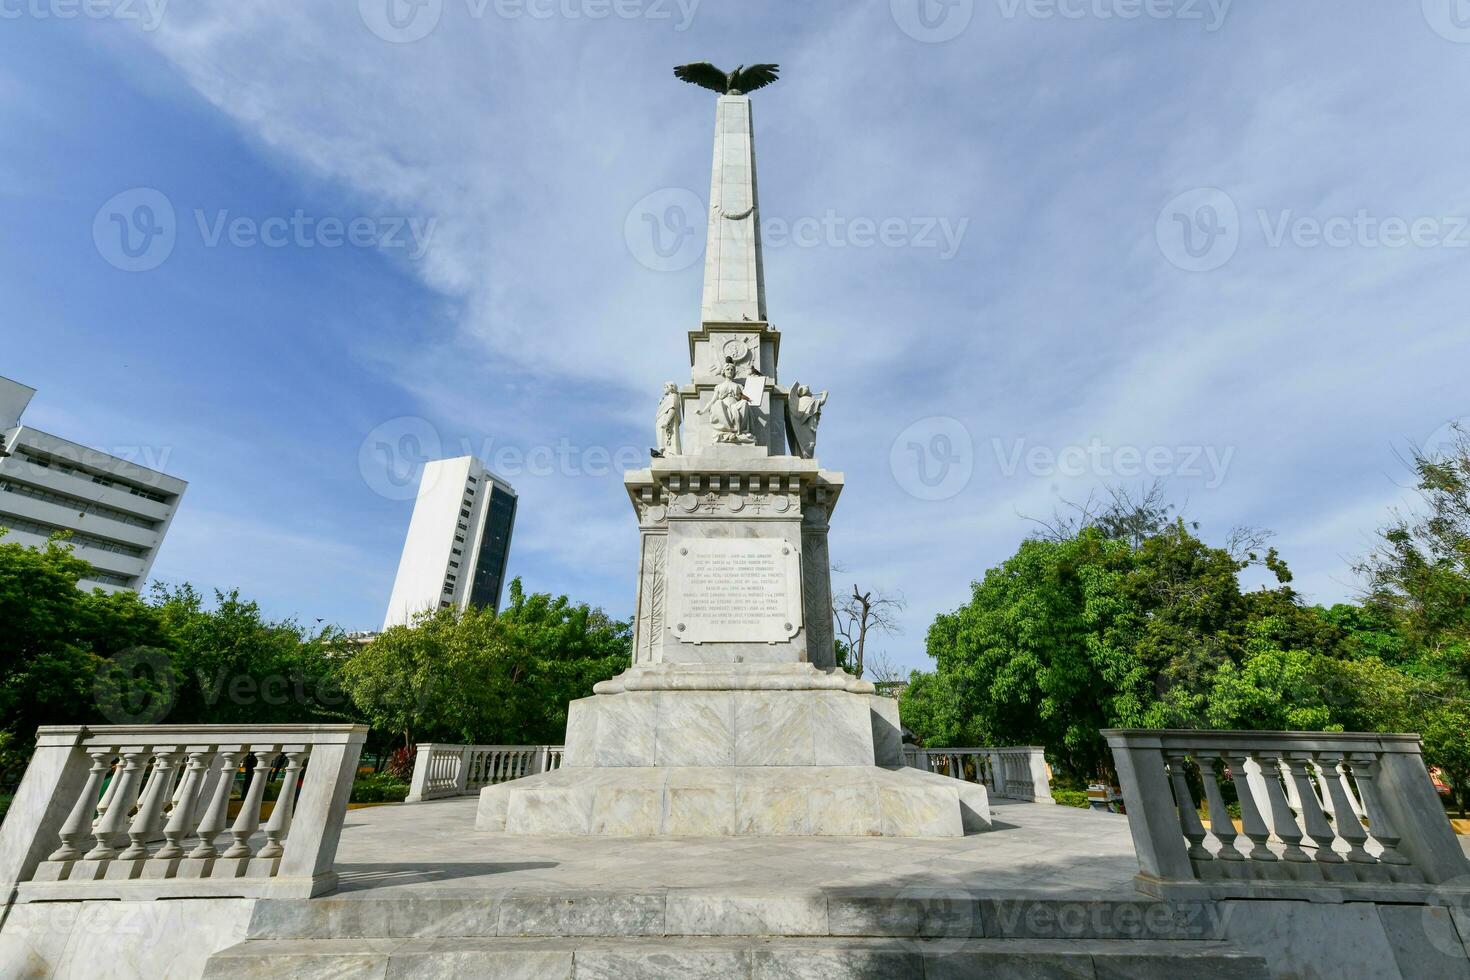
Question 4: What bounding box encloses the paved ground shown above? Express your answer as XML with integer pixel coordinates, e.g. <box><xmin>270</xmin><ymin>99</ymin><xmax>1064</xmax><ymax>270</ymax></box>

<box><xmin>329</xmin><ymin>797</ymin><xmax>1142</xmax><ymax>899</ymax></box>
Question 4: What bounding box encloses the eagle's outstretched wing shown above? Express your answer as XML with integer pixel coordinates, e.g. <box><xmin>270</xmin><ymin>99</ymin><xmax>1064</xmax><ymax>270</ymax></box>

<box><xmin>734</xmin><ymin>64</ymin><xmax>780</xmax><ymax>93</ymax></box>
<box><xmin>674</xmin><ymin>62</ymin><xmax>729</xmax><ymax>93</ymax></box>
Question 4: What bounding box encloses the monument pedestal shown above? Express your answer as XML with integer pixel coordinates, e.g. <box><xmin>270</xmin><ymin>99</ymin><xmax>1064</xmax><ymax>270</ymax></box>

<box><xmin>476</xmin><ymin>91</ymin><xmax>990</xmax><ymax>838</ymax></box>
<box><xmin>476</xmin><ymin>669</ymin><xmax>990</xmax><ymax>837</ymax></box>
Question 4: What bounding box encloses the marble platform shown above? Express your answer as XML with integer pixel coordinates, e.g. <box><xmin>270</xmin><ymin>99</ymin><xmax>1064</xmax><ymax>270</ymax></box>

<box><xmin>9</xmin><ymin>797</ymin><xmax>1469</xmax><ymax>978</ymax></box>
<box><xmin>476</xmin><ymin>677</ymin><xmax>991</xmax><ymax>838</ymax></box>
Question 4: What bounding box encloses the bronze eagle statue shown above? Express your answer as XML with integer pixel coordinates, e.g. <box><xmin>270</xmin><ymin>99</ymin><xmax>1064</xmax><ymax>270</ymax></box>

<box><xmin>673</xmin><ymin>62</ymin><xmax>780</xmax><ymax>96</ymax></box>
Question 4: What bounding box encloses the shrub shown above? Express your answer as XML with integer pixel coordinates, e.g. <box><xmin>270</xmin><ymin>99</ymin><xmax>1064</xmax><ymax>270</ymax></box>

<box><xmin>1052</xmin><ymin>789</ymin><xmax>1089</xmax><ymax>809</ymax></box>
<box><xmin>351</xmin><ymin>773</ymin><xmax>409</xmax><ymax>804</ymax></box>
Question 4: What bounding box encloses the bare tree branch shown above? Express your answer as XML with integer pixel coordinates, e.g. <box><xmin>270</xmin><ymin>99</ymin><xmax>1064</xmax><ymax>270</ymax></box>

<box><xmin>832</xmin><ymin>582</ymin><xmax>906</xmax><ymax>679</ymax></box>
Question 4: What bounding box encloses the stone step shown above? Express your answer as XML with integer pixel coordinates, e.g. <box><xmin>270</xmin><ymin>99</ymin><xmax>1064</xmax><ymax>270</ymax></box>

<box><xmin>205</xmin><ymin>936</ymin><xmax>1271</xmax><ymax>979</ymax></box>
<box><xmin>245</xmin><ymin>893</ymin><xmax>1229</xmax><ymax>942</ymax></box>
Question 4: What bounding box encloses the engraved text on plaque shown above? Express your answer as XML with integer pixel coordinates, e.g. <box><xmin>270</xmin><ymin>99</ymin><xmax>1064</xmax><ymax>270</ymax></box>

<box><xmin>668</xmin><ymin>538</ymin><xmax>802</xmax><ymax>644</ymax></box>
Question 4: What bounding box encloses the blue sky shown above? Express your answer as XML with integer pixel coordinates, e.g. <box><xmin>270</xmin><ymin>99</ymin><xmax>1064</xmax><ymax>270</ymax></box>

<box><xmin>3</xmin><ymin>1</ymin><xmax>1468</xmax><ymax>672</ymax></box>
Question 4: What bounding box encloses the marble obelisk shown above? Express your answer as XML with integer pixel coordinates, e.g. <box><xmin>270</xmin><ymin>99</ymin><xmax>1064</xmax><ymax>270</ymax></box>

<box><xmin>476</xmin><ymin>89</ymin><xmax>989</xmax><ymax>838</ymax></box>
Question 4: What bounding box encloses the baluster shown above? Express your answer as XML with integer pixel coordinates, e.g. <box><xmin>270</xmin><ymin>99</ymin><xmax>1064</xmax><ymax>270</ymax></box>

<box><xmin>83</xmin><ymin>749</ymin><xmax>146</xmax><ymax>860</ymax></box>
<box><xmin>1317</xmin><ymin>753</ymin><xmax>1373</xmax><ymax>864</ymax></box>
<box><xmin>258</xmin><ymin>750</ymin><xmax>309</xmax><ymax>860</ymax></box>
<box><xmin>188</xmin><ymin>750</ymin><xmax>243</xmax><ymax>860</ymax></box>
<box><xmin>1348</xmin><ymin>753</ymin><xmax>1412</xmax><ymax>866</ymax></box>
<box><xmin>48</xmin><ymin>748</ymin><xmax>115</xmax><ymax>862</ymax></box>
<box><xmin>119</xmin><ymin>750</ymin><xmax>180</xmax><ymax>861</ymax></box>
<box><xmin>155</xmin><ymin>750</ymin><xmax>212</xmax><ymax>861</ymax></box>
<box><xmin>1256</xmin><ymin>752</ymin><xmax>1311</xmax><ymax>863</ymax></box>
<box><xmin>1197</xmin><ymin>752</ymin><xmax>1244</xmax><ymax>861</ymax></box>
<box><xmin>94</xmin><ymin>756</ymin><xmax>122</xmax><ymax>824</ymax></box>
<box><xmin>1283</xmin><ymin>753</ymin><xmax>1343</xmax><ymax>864</ymax></box>
<box><xmin>1166</xmin><ymin>753</ymin><xmax>1211</xmax><ymax>862</ymax></box>
<box><xmin>1223</xmin><ymin>752</ymin><xmax>1276</xmax><ymax>861</ymax></box>
<box><xmin>223</xmin><ymin>750</ymin><xmax>272</xmax><ymax>859</ymax></box>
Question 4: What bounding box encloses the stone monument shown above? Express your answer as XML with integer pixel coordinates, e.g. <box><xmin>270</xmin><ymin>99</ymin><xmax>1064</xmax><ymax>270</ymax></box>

<box><xmin>477</xmin><ymin>67</ymin><xmax>988</xmax><ymax>837</ymax></box>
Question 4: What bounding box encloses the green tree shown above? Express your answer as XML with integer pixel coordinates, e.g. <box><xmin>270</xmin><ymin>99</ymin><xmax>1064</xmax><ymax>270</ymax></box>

<box><xmin>0</xmin><ymin>532</ymin><xmax>175</xmax><ymax>776</ymax></box>
<box><xmin>341</xmin><ymin>579</ymin><xmax>630</xmax><ymax>749</ymax></box>
<box><xmin>907</xmin><ymin>503</ymin><xmax>1327</xmax><ymax>781</ymax></box>
<box><xmin>149</xmin><ymin>583</ymin><xmax>349</xmax><ymax>727</ymax></box>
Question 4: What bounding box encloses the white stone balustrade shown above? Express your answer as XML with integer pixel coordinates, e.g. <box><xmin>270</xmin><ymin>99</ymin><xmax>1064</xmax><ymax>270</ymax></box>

<box><xmin>903</xmin><ymin>746</ymin><xmax>1054</xmax><ymax>803</ymax></box>
<box><xmin>406</xmin><ymin>744</ymin><xmax>565</xmax><ymax>803</ymax></box>
<box><xmin>1104</xmin><ymin>729</ymin><xmax>1470</xmax><ymax>902</ymax></box>
<box><xmin>0</xmin><ymin>724</ymin><xmax>367</xmax><ymax>905</ymax></box>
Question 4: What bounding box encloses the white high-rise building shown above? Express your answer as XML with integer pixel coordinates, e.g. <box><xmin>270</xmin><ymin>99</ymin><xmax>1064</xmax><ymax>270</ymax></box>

<box><xmin>0</xmin><ymin>375</ymin><xmax>188</xmax><ymax>593</ymax></box>
<box><xmin>382</xmin><ymin>456</ymin><xmax>517</xmax><ymax>629</ymax></box>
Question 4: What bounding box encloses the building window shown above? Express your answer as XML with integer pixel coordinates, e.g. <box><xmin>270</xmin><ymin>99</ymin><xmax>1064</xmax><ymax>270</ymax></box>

<box><xmin>0</xmin><ymin>479</ymin><xmax>161</xmax><ymax>530</ymax></box>
<box><xmin>15</xmin><ymin>449</ymin><xmax>172</xmax><ymax>503</ymax></box>
<box><xmin>0</xmin><ymin>514</ymin><xmax>148</xmax><ymax>557</ymax></box>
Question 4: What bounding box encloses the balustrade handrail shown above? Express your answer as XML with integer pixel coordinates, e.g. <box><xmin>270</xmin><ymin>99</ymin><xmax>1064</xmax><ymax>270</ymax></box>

<box><xmin>1104</xmin><ymin>728</ymin><xmax>1470</xmax><ymax>904</ymax></box>
<box><xmin>406</xmin><ymin>743</ymin><xmax>565</xmax><ymax>803</ymax></box>
<box><xmin>0</xmin><ymin>723</ymin><xmax>367</xmax><ymax>906</ymax></box>
<box><xmin>902</xmin><ymin>745</ymin><xmax>1054</xmax><ymax>803</ymax></box>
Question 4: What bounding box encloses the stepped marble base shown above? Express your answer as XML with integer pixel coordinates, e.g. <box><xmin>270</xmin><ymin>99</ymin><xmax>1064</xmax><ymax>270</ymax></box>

<box><xmin>474</xmin><ymin>764</ymin><xmax>990</xmax><ymax>838</ymax></box>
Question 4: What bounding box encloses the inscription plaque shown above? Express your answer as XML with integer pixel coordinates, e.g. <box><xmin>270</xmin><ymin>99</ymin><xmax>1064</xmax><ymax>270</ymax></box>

<box><xmin>668</xmin><ymin>538</ymin><xmax>802</xmax><ymax>644</ymax></box>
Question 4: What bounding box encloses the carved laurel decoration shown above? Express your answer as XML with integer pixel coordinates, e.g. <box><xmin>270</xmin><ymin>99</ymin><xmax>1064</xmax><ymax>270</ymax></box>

<box><xmin>713</xmin><ymin>202</ymin><xmax>756</xmax><ymax>221</ymax></box>
<box><xmin>647</xmin><ymin>541</ymin><xmax>667</xmax><ymax>654</ymax></box>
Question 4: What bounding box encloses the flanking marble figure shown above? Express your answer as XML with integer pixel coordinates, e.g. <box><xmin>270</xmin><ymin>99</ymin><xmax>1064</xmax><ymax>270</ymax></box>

<box><xmin>477</xmin><ymin>64</ymin><xmax>988</xmax><ymax>838</ymax></box>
